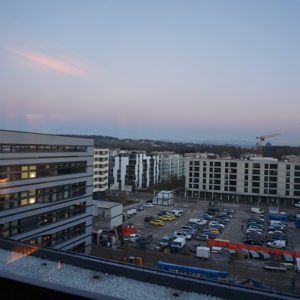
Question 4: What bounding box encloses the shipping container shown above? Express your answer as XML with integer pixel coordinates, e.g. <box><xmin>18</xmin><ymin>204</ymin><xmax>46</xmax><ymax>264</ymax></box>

<box><xmin>268</xmin><ymin>212</ymin><xmax>287</xmax><ymax>222</ymax></box>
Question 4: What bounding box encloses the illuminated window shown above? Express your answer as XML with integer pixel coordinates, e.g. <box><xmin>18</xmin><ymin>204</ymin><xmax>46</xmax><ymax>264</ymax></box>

<box><xmin>21</xmin><ymin>199</ymin><xmax>28</xmax><ymax>205</ymax></box>
<box><xmin>21</xmin><ymin>166</ymin><xmax>28</xmax><ymax>179</ymax></box>
<box><xmin>28</xmin><ymin>197</ymin><xmax>36</xmax><ymax>204</ymax></box>
<box><xmin>29</xmin><ymin>165</ymin><xmax>36</xmax><ymax>178</ymax></box>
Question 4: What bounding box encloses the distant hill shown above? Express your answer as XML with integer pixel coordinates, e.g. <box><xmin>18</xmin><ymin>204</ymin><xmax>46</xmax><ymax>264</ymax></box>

<box><xmin>62</xmin><ymin>134</ymin><xmax>300</xmax><ymax>159</ymax></box>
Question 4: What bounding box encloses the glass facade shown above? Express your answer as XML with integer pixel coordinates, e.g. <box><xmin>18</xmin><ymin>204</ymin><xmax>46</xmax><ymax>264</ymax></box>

<box><xmin>0</xmin><ymin>202</ymin><xmax>86</xmax><ymax>238</ymax></box>
<box><xmin>0</xmin><ymin>161</ymin><xmax>87</xmax><ymax>182</ymax></box>
<box><xmin>0</xmin><ymin>182</ymin><xmax>86</xmax><ymax>211</ymax></box>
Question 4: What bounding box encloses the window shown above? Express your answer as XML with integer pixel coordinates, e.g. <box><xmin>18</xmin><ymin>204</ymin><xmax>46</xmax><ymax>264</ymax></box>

<box><xmin>21</xmin><ymin>166</ymin><xmax>29</xmax><ymax>179</ymax></box>
<box><xmin>0</xmin><ymin>182</ymin><xmax>86</xmax><ymax>212</ymax></box>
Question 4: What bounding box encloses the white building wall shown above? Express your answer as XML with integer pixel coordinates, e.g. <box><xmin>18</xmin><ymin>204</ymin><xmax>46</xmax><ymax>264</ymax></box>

<box><xmin>109</xmin><ymin>151</ymin><xmax>160</xmax><ymax>191</ymax></box>
<box><xmin>185</xmin><ymin>156</ymin><xmax>300</xmax><ymax>204</ymax></box>
<box><xmin>93</xmin><ymin>148</ymin><xmax>109</xmax><ymax>192</ymax></box>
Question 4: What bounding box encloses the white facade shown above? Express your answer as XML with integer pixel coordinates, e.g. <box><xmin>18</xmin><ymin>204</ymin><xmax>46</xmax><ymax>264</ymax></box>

<box><xmin>0</xmin><ymin>130</ymin><xmax>94</xmax><ymax>254</ymax></box>
<box><xmin>93</xmin><ymin>148</ymin><xmax>109</xmax><ymax>192</ymax></box>
<box><xmin>159</xmin><ymin>152</ymin><xmax>184</xmax><ymax>182</ymax></box>
<box><xmin>109</xmin><ymin>151</ymin><xmax>160</xmax><ymax>191</ymax></box>
<box><xmin>185</xmin><ymin>155</ymin><xmax>300</xmax><ymax>205</ymax></box>
<box><xmin>153</xmin><ymin>190</ymin><xmax>174</xmax><ymax>206</ymax></box>
<box><xmin>93</xmin><ymin>200</ymin><xmax>123</xmax><ymax>230</ymax></box>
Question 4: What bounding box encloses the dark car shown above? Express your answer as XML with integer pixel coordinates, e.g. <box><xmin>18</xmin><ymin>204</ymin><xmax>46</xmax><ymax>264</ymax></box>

<box><xmin>249</xmin><ymin>217</ymin><xmax>264</xmax><ymax>224</ymax></box>
<box><xmin>200</xmin><ymin>213</ymin><xmax>213</xmax><ymax>220</ymax></box>
<box><xmin>207</xmin><ymin>232</ymin><xmax>218</xmax><ymax>239</ymax></box>
<box><xmin>215</xmin><ymin>218</ymin><xmax>226</xmax><ymax>225</ymax></box>
<box><xmin>189</xmin><ymin>244</ymin><xmax>201</xmax><ymax>253</ymax></box>
<box><xmin>287</xmin><ymin>215</ymin><xmax>296</xmax><ymax>222</ymax></box>
<box><xmin>244</xmin><ymin>238</ymin><xmax>264</xmax><ymax>246</ymax></box>
<box><xmin>158</xmin><ymin>210</ymin><xmax>167</xmax><ymax>216</ymax></box>
<box><xmin>144</xmin><ymin>216</ymin><xmax>155</xmax><ymax>222</ymax></box>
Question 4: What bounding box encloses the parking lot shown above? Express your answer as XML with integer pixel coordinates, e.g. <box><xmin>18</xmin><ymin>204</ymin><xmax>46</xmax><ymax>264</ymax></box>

<box><xmin>92</xmin><ymin>195</ymin><xmax>300</xmax><ymax>294</ymax></box>
<box><xmin>123</xmin><ymin>196</ymin><xmax>300</xmax><ymax>252</ymax></box>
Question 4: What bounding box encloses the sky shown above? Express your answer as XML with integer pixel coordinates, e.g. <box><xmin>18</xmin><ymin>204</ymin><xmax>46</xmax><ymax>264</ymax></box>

<box><xmin>0</xmin><ymin>1</ymin><xmax>300</xmax><ymax>145</ymax></box>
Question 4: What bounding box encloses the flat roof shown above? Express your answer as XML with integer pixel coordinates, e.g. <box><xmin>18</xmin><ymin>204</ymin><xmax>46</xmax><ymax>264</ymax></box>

<box><xmin>95</xmin><ymin>201</ymin><xmax>122</xmax><ymax>209</ymax></box>
<box><xmin>0</xmin><ymin>129</ymin><xmax>94</xmax><ymax>146</ymax></box>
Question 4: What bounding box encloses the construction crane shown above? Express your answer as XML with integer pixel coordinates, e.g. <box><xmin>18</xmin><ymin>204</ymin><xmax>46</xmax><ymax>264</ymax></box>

<box><xmin>256</xmin><ymin>133</ymin><xmax>281</xmax><ymax>156</ymax></box>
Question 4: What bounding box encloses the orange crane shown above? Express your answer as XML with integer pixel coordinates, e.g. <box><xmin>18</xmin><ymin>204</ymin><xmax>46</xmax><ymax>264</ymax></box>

<box><xmin>256</xmin><ymin>133</ymin><xmax>281</xmax><ymax>156</ymax></box>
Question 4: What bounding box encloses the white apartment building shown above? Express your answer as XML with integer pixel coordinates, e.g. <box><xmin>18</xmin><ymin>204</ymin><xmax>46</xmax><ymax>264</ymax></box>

<box><xmin>93</xmin><ymin>148</ymin><xmax>109</xmax><ymax>193</ymax></box>
<box><xmin>109</xmin><ymin>150</ymin><xmax>160</xmax><ymax>191</ymax></box>
<box><xmin>185</xmin><ymin>154</ymin><xmax>300</xmax><ymax>206</ymax></box>
<box><xmin>158</xmin><ymin>152</ymin><xmax>185</xmax><ymax>182</ymax></box>
<box><xmin>0</xmin><ymin>130</ymin><xmax>94</xmax><ymax>254</ymax></box>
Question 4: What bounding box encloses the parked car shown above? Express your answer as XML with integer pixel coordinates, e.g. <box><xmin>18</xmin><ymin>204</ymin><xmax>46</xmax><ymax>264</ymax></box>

<box><xmin>287</xmin><ymin>215</ymin><xmax>296</xmax><ymax>222</ymax></box>
<box><xmin>244</xmin><ymin>238</ymin><xmax>264</xmax><ymax>246</ymax></box>
<box><xmin>168</xmin><ymin>210</ymin><xmax>182</xmax><ymax>217</ymax></box>
<box><xmin>207</xmin><ymin>228</ymin><xmax>220</xmax><ymax>234</ymax></box>
<box><xmin>174</xmin><ymin>230</ymin><xmax>191</xmax><ymax>239</ymax></box>
<box><xmin>189</xmin><ymin>244</ymin><xmax>201</xmax><ymax>253</ymax></box>
<box><xmin>150</xmin><ymin>219</ymin><xmax>164</xmax><ymax>226</ymax></box>
<box><xmin>158</xmin><ymin>210</ymin><xmax>167</xmax><ymax>216</ymax></box>
<box><xmin>159</xmin><ymin>235</ymin><xmax>173</xmax><ymax>247</ymax></box>
<box><xmin>189</xmin><ymin>218</ymin><xmax>207</xmax><ymax>226</ymax></box>
<box><xmin>195</xmin><ymin>234</ymin><xmax>209</xmax><ymax>241</ymax></box>
<box><xmin>129</xmin><ymin>234</ymin><xmax>140</xmax><ymax>242</ymax></box>
<box><xmin>143</xmin><ymin>203</ymin><xmax>154</xmax><ymax>207</ymax></box>
<box><xmin>136</xmin><ymin>205</ymin><xmax>144</xmax><ymax>211</ymax></box>
<box><xmin>267</xmin><ymin>240</ymin><xmax>286</xmax><ymax>249</ymax></box>
<box><xmin>159</xmin><ymin>215</ymin><xmax>174</xmax><ymax>221</ymax></box>
<box><xmin>209</xmin><ymin>221</ymin><xmax>225</xmax><ymax>228</ymax></box>
<box><xmin>144</xmin><ymin>216</ymin><xmax>155</xmax><ymax>222</ymax></box>
<box><xmin>200</xmin><ymin>213</ymin><xmax>213</xmax><ymax>220</ymax></box>
<box><xmin>294</xmin><ymin>202</ymin><xmax>300</xmax><ymax>208</ymax></box>
<box><xmin>207</xmin><ymin>232</ymin><xmax>218</xmax><ymax>239</ymax></box>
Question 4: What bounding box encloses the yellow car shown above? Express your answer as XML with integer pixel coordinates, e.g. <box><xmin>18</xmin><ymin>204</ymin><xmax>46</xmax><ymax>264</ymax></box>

<box><xmin>167</xmin><ymin>214</ymin><xmax>176</xmax><ymax>220</ymax></box>
<box><xmin>159</xmin><ymin>215</ymin><xmax>173</xmax><ymax>221</ymax></box>
<box><xmin>150</xmin><ymin>219</ymin><xmax>165</xmax><ymax>226</ymax></box>
<box><xmin>208</xmin><ymin>228</ymin><xmax>220</xmax><ymax>234</ymax></box>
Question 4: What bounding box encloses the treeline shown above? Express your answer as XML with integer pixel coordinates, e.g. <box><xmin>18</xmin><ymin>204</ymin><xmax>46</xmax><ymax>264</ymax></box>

<box><xmin>63</xmin><ymin>134</ymin><xmax>300</xmax><ymax>159</ymax></box>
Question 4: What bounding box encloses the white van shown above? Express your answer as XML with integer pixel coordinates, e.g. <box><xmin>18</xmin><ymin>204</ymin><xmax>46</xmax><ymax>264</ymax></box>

<box><xmin>251</xmin><ymin>208</ymin><xmax>264</xmax><ymax>215</ymax></box>
<box><xmin>171</xmin><ymin>237</ymin><xmax>186</xmax><ymax>249</ymax></box>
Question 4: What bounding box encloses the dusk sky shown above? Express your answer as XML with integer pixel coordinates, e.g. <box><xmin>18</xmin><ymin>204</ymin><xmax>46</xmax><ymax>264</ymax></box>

<box><xmin>1</xmin><ymin>1</ymin><xmax>300</xmax><ymax>145</ymax></box>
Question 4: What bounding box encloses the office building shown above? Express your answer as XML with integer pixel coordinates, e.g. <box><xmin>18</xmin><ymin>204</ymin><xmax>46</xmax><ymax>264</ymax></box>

<box><xmin>185</xmin><ymin>154</ymin><xmax>300</xmax><ymax>205</ymax></box>
<box><xmin>0</xmin><ymin>130</ymin><xmax>93</xmax><ymax>254</ymax></box>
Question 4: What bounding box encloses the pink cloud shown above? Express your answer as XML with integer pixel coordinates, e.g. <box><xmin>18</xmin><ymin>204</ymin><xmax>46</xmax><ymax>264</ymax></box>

<box><xmin>11</xmin><ymin>48</ymin><xmax>86</xmax><ymax>77</ymax></box>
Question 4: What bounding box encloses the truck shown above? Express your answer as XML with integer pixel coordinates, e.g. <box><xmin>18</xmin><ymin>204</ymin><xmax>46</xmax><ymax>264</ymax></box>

<box><xmin>196</xmin><ymin>246</ymin><xmax>210</xmax><ymax>258</ymax></box>
<box><xmin>170</xmin><ymin>238</ymin><xmax>186</xmax><ymax>250</ymax></box>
